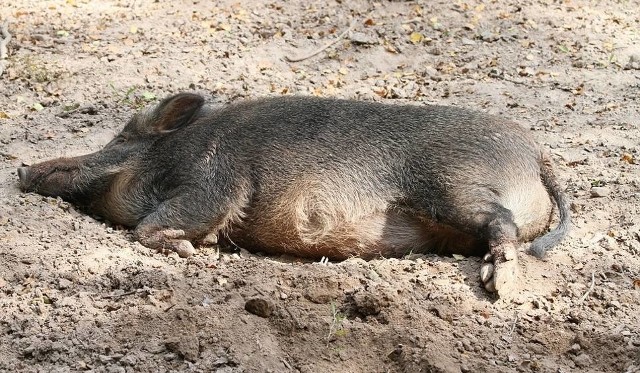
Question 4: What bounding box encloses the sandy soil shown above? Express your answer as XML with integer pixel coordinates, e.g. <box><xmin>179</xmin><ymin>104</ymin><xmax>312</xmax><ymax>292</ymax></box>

<box><xmin>1</xmin><ymin>0</ymin><xmax>639</xmax><ymax>372</ymax></box>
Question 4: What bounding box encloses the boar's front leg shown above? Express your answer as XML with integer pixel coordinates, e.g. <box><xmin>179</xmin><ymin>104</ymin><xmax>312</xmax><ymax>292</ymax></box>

<box><xmin>135</xmin><ymin>224</ymin><xmax>196</xmax><ymax>258</ymax></box>
<box><xmin>133</xmin><ymin>183</ymin><xmax>249</xmax><ymax>258</ymax></box>
<box><xmin>133</xmin><ymin>199</ymin><xmax>202</xmax><ymax>258</ymax></box>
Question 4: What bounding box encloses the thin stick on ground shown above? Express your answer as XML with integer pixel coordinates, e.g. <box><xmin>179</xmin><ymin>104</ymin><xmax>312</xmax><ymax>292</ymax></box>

<box><xmin>578</xmin><ymin>272</ymin><xmax>596</xmax><ymax>304</ymax></box>
<box><xmin>508</xmin><ymin>312</ymin><xmax>519</xmax><ymax>336</ymax></box>
<box><xmin>285</xmin><ymin>20</ymin><xmax>355</xmax><ymax>63</ymax></box>
<box><xmin>102</xmin><ymin>289</ymin><xmax>149</xmax><ymax>299</ymax></box>
<box><xmin>0</xmin><ymin>21</ymin><xmax>11</xmax><ymax>77</ymax></box>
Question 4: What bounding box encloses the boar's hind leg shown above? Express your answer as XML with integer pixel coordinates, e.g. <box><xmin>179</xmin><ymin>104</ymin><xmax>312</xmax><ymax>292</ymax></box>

<box><xmin>474</xmin><ymin>204</ymin><xmax>520</xmax><ymax>298</ymax></box>
<box><xmin>429</xmin><ymin>197</ymin><xmax>521</xmax><ymax>297</ymax></box>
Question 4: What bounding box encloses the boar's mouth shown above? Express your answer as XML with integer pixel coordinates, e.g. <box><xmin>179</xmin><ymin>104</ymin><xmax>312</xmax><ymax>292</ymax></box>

<box><xmin>18</xmin><ymin>165</ymin><xmax>78</xmax><ymax>195</ymax></box>
<box><xmin>17</xmin><ymin>157</ymin><xmax>89</xmax><ymax>202</ymax></box>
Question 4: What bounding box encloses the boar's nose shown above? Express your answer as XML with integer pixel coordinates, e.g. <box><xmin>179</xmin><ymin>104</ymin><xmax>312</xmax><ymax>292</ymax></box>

<box><xmin>17</xmin><ymin>167</ymin><xmax>29</xmax><ymax>182</ymax></box>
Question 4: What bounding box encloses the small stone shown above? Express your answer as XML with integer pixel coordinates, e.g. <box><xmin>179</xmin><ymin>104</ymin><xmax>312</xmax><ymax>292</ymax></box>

<box><xmin>461</xmin><ymin>338</ymin><xmax>473</xmax><ymax>351</ymax></box>
<box><xmin>590</xmin><ymin>187</ymin><xmax>610</xmax><ymax>197</ymax></box>
<box><xmin>107</xmin><ymin>366</ymin><xmax>125</xmax><ymax>373</ymax></box>
<box><xmin>244</xmin><ymin>297</ymin><xmax>274</xmax><ymax>318</ymax></box>
<box><xmin>58</xmin><ymin>278</ymin><xmax>72</xmax><ymax>290</ymax></box>
<box><xmin>570</xmin><ymin>343</ymin><xmax>581</xmax><ymax>353</ymax></box>
<box><xmin>608</xmin><ymin>300</ymin><xmax>621</xmax><ymax>309</ymax></box>
<box><xmin>365</xmin><ymin>269</ymin><xmax>381</xmax><ymax>282</ymax></box>
<box><xmin>349</xmin><ymin>31</ymin><xmax>377</xmax><ymax>45</ymax></box>
<box><xmin>572</xmin><ymin>353</ymin><xmax>592</xmax><ymax>368</ymax></box>
<box><xmin>572</xmin><ymin>59</ymin><xmax>586</xmax><ymax>68</ymax></box>
<box><xmin>174</xmin><ymin>240</ymin><xmax>195</xmax><ymax>258</ymax></box>
<box><xmin>165</xmin><ymin>336</ymin><xmax>199</xmax><ymax>361</ymax></box>
<box><xmin>461</xmin><ymin>38</ymin><xmax>476</xmax><ymax>46</ymax></box>
<box><xmin>519</xmin><ymin>67</ymin><xmax>535</xmax><ymax>76</ymax></box>
<box><xmin>120</xmin><ymin>354</ymin><xmax>138</xmax><ymax>366</ymax></box>
<box><xmin>480</xmin><ymin>31</ymin><xmax>497</xmax><ymax>42</ymax></box>
<box><xmin>338</xmin><ymin>349</ymin><xmax>349</xmax><ymax>361</ymax></box>
<box><xmin>561</xmin><ymin>150</ymin><xmax>588</xmax><ymax>166</ymax></box>
<box><xmin>625</xmin><ymin>54</ymin><xmax>640</xmax><ymax>69</ymax></box>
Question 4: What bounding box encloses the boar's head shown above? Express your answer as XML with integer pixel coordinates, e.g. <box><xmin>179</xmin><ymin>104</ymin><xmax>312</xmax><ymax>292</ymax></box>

<box><xmin>18</xmin><ymin>93</ymin><xmax>205</xmax><ymax>221</ymax></box>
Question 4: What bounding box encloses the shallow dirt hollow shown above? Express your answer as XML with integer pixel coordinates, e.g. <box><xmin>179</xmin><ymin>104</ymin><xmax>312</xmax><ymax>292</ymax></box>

<box><xmin>1</xmin><ymin>0</ymin><xmax>639</xmax><ymax>372</ymax></box>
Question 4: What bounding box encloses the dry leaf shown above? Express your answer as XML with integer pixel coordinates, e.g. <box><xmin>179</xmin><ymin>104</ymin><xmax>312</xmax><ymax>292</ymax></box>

<box><xmin>383</xmin><ymin>41</ymin><xmax>398</xmax><ymax>54</ymax></box>
<box><xmin>373</xmin><ymin>88</ymin><xmax>387</xmax><ymax>98</ymax></box>
<box><xmin>410</xmin><ymin>32</ymin><xmax>424</xmax><ymax>44</ymax></box>
<box><xmin>621</xmin><ymin>153</ymin><xmax>635</xmax><ymax>164</ymax></box>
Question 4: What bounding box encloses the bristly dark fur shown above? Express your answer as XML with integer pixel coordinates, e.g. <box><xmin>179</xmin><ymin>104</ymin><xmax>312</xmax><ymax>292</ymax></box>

<box><xmin>18</xmin><ymin>93</ymin><xmax>570</xmax><ymax>284</ymax></box>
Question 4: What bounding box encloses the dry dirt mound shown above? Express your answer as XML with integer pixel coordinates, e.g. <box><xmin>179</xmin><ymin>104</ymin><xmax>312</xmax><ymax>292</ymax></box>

<box><xmin>1</xmin><ymin>0</ymin><xmax>639</xmax><ymax>372</ymax></box>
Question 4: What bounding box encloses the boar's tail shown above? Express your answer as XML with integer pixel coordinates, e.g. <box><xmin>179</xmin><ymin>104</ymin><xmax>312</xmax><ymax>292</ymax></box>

<box><xmin>529</xmin><ymin>154</ymin><xmax>571</xmax><ymax>258</ymax></box>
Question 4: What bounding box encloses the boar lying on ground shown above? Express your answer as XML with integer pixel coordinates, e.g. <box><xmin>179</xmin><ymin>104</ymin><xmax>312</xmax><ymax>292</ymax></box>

<box><xmin>18</xmin><ymin>93</ymin><xmax>570</xmax><ymax>297</ymax></box>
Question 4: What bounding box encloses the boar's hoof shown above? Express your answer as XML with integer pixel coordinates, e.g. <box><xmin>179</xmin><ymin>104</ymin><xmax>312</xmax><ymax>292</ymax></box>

<box><xmin>481</xmin><ymin>246</ymin><xmax>519</xmax><ymax>298</ymax></box>
<box><xmin>479</xmin><ymin>261</ymin><xmax>495</xmax><ymax>286</ymax></box>
<box><xmin>135</xmin><ymin>228</ymin><xmax>196</xmax><ymax>258</ymax></box>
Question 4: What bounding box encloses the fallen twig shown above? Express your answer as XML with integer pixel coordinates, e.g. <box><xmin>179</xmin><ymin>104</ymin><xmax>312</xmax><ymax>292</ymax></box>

<box><xmin>285</xmin><ymin>20</ymin><xmax>355</xmax><ymax>63</ymax></box>
<box><xmin>508</xmin><ymin>312</ymin><xmax>519</xmax><ymax>335</ymax></box>
<box><xmin>491</xmin><ymin>73</ymin><xmax>546</xmax><ymax>89</ymax></box>
<box><xmin>284</xmin><ymin>306</ymin><xmax>303</xmax><ymax>330</ymax></box>
<box><xmin>280</xmin><ymin>357</ymin><xmax>292</xmax><ymax>370</ymax></box>
<box><xmin>102</xmin><ymin>289</ymin><xmax>148</xmax><ymax>299</ymax></box>
<box><xmin>578</xmin><ymin>272</ymin><xmax>596</xmax><ymax>304</ymax></box>
<box><xmin>0</xmin><ymin>21</ymin><xmax>11</xmax><ymax>77</ymax></box>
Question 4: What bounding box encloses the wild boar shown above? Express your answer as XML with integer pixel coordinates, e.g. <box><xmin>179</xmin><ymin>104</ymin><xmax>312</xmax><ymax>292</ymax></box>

<box><xmin>18</xmin><ymin>93</ymin><xmax>570</xmax><ymax>297</ymax></box>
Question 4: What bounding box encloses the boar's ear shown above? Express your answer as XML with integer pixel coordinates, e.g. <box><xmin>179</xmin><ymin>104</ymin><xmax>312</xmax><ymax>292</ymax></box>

<box><xmin>151</xmin><ymin>93</ymin><xmax>205</xmax><ymax>133</ymax></box>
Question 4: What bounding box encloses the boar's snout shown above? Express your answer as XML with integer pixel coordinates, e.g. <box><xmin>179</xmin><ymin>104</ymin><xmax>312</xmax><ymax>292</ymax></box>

<box><xmin>17</xmin><ymin>166</ymin><xmax>43</xmax><ymax>193</ymax></box>
<box><xmin>17</xmin><ymin>166</ymin><xmax>38</xmax><ymax>192</ymax></box>
<box><xmin>16</xmin><ymin>158</ymin><xmax>86</xmax><ymax>199</ymax></box>
<box><xmin>17</xmin><ymin>166</ymin><xmax>29</xmax><ymax>186</ymax></box>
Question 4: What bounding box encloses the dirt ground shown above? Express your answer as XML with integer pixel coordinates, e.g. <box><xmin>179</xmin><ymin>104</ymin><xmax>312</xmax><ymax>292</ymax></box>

<box><xmin>1</xmin><ymin>0</ymin><xmax>639</xmax><ymax>372</ymax></box>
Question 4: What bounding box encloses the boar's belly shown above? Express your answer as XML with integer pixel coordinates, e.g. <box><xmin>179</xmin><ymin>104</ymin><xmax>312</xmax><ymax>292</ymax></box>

<box><xmin>228</xmin><ymin>210</ymin><xmax>483</xmax><ymax>260</ymax></box>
